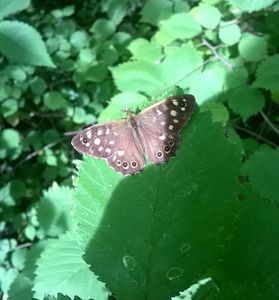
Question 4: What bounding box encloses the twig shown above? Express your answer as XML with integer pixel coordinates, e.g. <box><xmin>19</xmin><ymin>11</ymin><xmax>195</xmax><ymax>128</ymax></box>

<box><xmin>233</xmin><ymin>124</ymin><xmax>278</xmax><ymax>148</ymax></box>
<box><xmin>202</xmin><ymin>38</ymin><xmax>234</xmax><ymax>70</ymax></box>
<box><xmin>13</xmin><ymin>137</ymin><xmax>68</xmax><ymax>171</ymax></box>
<box><xmin>260</xmin><ymin>111</ymin><xmax>279</xmax><ymax>136</ymax></box>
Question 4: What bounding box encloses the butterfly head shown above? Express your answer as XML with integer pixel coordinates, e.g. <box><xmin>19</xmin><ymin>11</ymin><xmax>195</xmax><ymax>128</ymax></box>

<box><xmin>122</xmin><ymin>107</ymin><xmax>136</xmax><ymax>118</ymax></box>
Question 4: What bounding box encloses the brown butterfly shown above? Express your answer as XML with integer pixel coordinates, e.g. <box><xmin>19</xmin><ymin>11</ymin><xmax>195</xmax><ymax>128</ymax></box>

<box><xmin>71</xmin><ymin>94</ymin><xmax>196</xmax><ymax>175</ymax></box>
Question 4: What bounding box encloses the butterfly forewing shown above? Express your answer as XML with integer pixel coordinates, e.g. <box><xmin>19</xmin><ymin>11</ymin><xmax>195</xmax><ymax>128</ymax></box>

<box><xmin>71</xmin><ymin>121</ymin><xmax>126</xmax><ymax>158</ymax></box>
<box><xmin>138</xmin><ymin>94</ymin><xmax>196</xmax><ymax>164</ymax></box>
<box><xmin>71</xmin><ymin>120</ymin><xmax>146</xmax><ymax>175</ymax></box>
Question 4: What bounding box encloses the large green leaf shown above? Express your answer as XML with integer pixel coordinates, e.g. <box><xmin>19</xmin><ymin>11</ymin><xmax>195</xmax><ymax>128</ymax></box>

<box><xmin>111</xmin><ymin>61</ymin><xmax>165</xmax><ymax>95</ymax></box>
<box><xmin>159</xmin><ymin>43</ymin><xmax>203</xmax><ymax>89</ymax></box>
<box><xmin>228</xmin><ymin>0</ymin><xmax>276</xmax><ymax>12</ymax></box>
<box><xmin>160</xmin><ymin>12</ymin><xmax>202</xmax><ymax>40</ymax></box>
<box><xmin>8</xmin><ymin>242</ymin><xmax>46</xmax><ymax>300</ymax></box>
<box><xmin>244</xmin><ymin>148</ymin><xmax>279</xmax><ymax>203</ymax></box>
<box><xmin>208</xmin><ymin>186</ymin><xmax>279</xmax><ymax>299</ymax></box>
<box><xmin>0</xmin><ymin>21</ymin><xmax>55</xmax><ymax>67</ymax></box>
<box><xmin>73</xmin><ymin>112</ymin><xmax>243</xmax><ymax>300</ymax></box>
<box><xmin>0</xmin><ymin>0</ymin><xmax>30</xmax><ymax>20</ymax></box>
<box><xmin>33</xmin><ymin>232</ymin><xmax>109</xmax><ymax>300</ymax></box>
<box><xmin>253</xmin><ymin>54</ymin><xmax>279</xmax><ymax>92</ymax></box>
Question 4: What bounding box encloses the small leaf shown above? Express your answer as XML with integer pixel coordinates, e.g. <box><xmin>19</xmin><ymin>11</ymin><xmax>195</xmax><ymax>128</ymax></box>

<box><xmin>29</xmin><ymin>77</ymin><xmax>47</xmax><ymax>96</ymax></box>
<box><xmin>43</xmin><ymin>91</ymin><xmax>67</xmax><ymax>110</ymax></box>
<box><xmin>128</xmin><ymin>38</ymin><xmax>162</xmax><ymax>63</ymax></box>
<box><xmin>219</xmin><ymin>22</ymin><xmax>241</xmax><ymax>45</ymax></box>
<box><xmin>0</xmin><ymin>128</ymin><xmax>20</xmax><ymax>149</ymax></box>
<box><xmin>24</xmin><ymin>225</ymin><xmax>36</xmax><ymax>241</ymax></box>
<box><xmin>37</xmin><ymin>184</ymin><xmax>73</xmax><ymax>236</ymax></box>
<box><xmin>189</xmin><ymin>63</ymin><xmax>226</xmax><ymax>104</ymax></box>
<box><xmin>111</xmin><ymin>61</ymin><xmax>164</xmax><ymax>95</ymax></box>
<box><xmin>73</xmin><ymin>107</ymin><xmax>86</xmax><ymax>124</ymax></box>
<box><xmin>0</xmin><ymin>0</ymin><xmax>30</xmax><ymax>20</ymax></box>
<box><xmin>0</xmin><ymin>21</ymin><xmax>55</xmax><ymax>67</ymax></box>
<box><xmin>195</xmin><ymin>3</ymin><xmax>221</xmax><ymax>29</ymax></box>
<box><xmin>228</xmin><ymin>0</ymin><xmax>276</xmax><ymax>12</ymax></box>
<box><xmin>86</xmin><ymin>63</ymin><xmax>108</xmax><ymax>82</ymax></box>
<box><xmin>1</xmin><ymin>98</ymin><xmax>18</xmax><ymax>117</ymax></box>
<box><xmin>99</xmin><ymin>91</ymin><xmax>148</xmax><ymax>122</ymax></box>
<box><xmin>253</xmin><ymin>54</ymin><xmax>279</xmax><ymax>92</ymax></box>
<box><xmin>11</xmin><ymin>249</ymin><xmax>27</xmax><ymax>271</ymax></box>
<box><xmin>90</xmin><ymin>18</ymin><xmax>116</xmax><ymax>40</ymax></box>
<box><xmin>228</xmin><ymin>86</ymin><xmax>265</xmax><ymax>121</ymax></box>
<box><xmin>160</xmin><ymin>43</ymin><xmax>203</xmax><ymax>89</ymax></box>
<box><xmin>70</xmin><ymin>30</ymin><xmax>88</xmax><ymax>49</ymax></box>
<box><xmin>244</xmin><ymin>148</ymin><xmax>279</xmax><ymax>202</ymax></box>
<box><xmin>160</xmin><ymin>12</ymin><xmax>202</xmax><ymax>40</ymax></box>
<box><xmin>238</xmin><ymin>33</ymin><xmax>267</xmax><ymax>62</ymax></box>
<box><xmin>140</xmin><ymin>0</ymin><xmax>173</xmax><ymax>26</ymax></box>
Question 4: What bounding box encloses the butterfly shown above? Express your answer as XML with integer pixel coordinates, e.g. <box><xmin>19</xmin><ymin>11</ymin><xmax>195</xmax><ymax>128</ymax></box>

<box><xmin>71</xmin><ymin>94</ymin><xmax>196</xmax><ymax>176</ymax></box>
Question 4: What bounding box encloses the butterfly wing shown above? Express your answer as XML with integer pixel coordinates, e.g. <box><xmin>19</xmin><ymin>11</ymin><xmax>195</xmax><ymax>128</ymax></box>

<box><xmin>137</xmin><ymin>94</ymin><xmax>196</xmax><ymax>164</ymax></box>
<box><xmin>71</xmin><ymin>120</ymin><xmax>145</xmax><ymax>175</ymax></box>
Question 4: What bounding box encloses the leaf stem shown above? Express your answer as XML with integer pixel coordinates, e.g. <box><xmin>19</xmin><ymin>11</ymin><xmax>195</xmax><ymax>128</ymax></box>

<box><xmin>232</xmin><ymin>124</ymin><xmax>278</xmax><ymax>148</ymax></box>
<box><xmin>260</xmin><ymin>111</ymin><xmax>279</xmax><ymax>136</ymax></box>
<box><xmin>202</xmin><ymin>38</ymin><xmax>234</xmax><ymax>70</ymax></box>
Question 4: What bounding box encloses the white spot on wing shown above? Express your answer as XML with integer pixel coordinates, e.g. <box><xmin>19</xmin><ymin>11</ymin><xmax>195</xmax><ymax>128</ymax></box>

<box><xmin>85</xmin><ymin>142</ymin><xmax>90</xmax><ymax>147</ymax></box>
<box><xmin>112</xmin><ymin>155</ymin><xmax>117</xmax><ymax>161</ymax></box>
<box><xmin>105</xmin><ymin>128</ymin><xmax>110</xmax><ymax>135</ymax></box>
<box><xmin>174</xmin><ymin>119</ymin><xmax>179</xmax><ymax>123</ymax></box>
<box><xmin>94</xmin><ymin>138</ymin><xmax>101</xmax><ymax>145</ymax></box>
<box><xmin>159</xmin><ymin>135</ymin><xmax>166</xmax><ymax>140</ymax></box>
<box><xmin>109</xmin><ymin>140</ymin><xmax>115</xmax><ymax>145</ymax></box>
<box><xmin>161</xmin><ymin>121</ymin><xmax>166</xmax><ymax>126</ymax></box>
<box><xmin>86</xmin><ymin>131</ymin><xmax>92</xmax><ymax>138</ymax></box>
<box><xmin>169</xmin><ymin>125</ymin><xmax>174</xmax><ymax>130</ymax></box>
<box><xmin>172</xmin><ymin>99</ymin><xmax>178</xmax><ymax>105</ymax></box>
<box><xmin>170</xmin><ymin>110</ymin><xmax>177</xmax><ymax>117</ymax></box>
<box><xmin>105</xmin><ymin>148</ymin><xmax>112</xmax><ymax>153</ymax></box>
<box><xmin>98</xmin><ymin>146</ymin><xmax>103</xmax><ymax>151</ymax></box>
<box><xmin>97</xmin><ymin>129</ymin><xmax>103</xmax><ymax>135</ymax></box>
<box><xmin>181</xmin><ymin>107</ymin><xmax>186</xmax><ymax>111</ymax></box>
<box><xmin>156</xmin><ymin>109</ymin><xmax>162</xmax><ymax>115</ymax></box>
<box><xmin>118</xmin><ymin>150</ymin><xmax>125</xmax><ymax>156</ymax></box>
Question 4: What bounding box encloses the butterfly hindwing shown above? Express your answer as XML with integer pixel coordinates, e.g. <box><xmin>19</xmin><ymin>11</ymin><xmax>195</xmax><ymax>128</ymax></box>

<box><xmin>106</xmin><ymin>126</ymin><xmax>146</xmax><ymax>175</ymax></box>
<box><xmin>138</xmin><ymin>94</ymin><xmax>196</xmax><ymax>164</ymax></box>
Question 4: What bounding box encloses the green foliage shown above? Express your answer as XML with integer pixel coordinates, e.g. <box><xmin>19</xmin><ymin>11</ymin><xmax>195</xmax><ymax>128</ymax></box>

<box><xmin>253</xmin><ymin>54</ymin><xmax>279</xmax><ymax>92</ymax></box>
<box><xmin>0</xmin><ymin>0</ymin><xmax>278</xmax><ymax>299</ymax></box>
<box><xmin>37</xmin><ymin>184</ymin><xmax>73</xmax><ymax>236</ymax></box>
<box><xmin>228</xmin><ymin>86</ymin><xmax>265</xmax><ymax>121</ymax></box>
<box><xmin>0</xmin><ymin>21</ymin><xmax>55</xmax><ymax>67</ymax></box>
<box><xmin>73</xmin><ymin>113</ymin><xmax>243</xmax><ymax>299</ymax></box>
<box><xmin>33</xmin><ymin>233</ymin><xmax>109</xmax><ymax>300</ymax></box>
<box><xmin>244</xmin><ymin>148</ymin><xmax>279</xmax><ymax>202</ymax></box>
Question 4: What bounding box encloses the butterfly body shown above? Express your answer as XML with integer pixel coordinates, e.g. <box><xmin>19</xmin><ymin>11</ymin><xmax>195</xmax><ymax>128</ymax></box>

<box><xmin>71</xmin><ymin>94</ymin><xmax>196</xmax><ymax>175</ymax></box>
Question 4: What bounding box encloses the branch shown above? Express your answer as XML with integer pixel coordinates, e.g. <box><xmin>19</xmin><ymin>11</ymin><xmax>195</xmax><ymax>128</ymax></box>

<box><xmin>202</xmin><ymin>38</ymin><xmax>234</xmax><ymax>70</ymax></box>
<box><xmin>260</xmin><ymin>111</ymin><xmax>279</xmax><ymax>136</ymax></box>
<box><xmin>233</xmin><ymin>124</ymin><xmax>278</xmax><ymax>148</ymax></box>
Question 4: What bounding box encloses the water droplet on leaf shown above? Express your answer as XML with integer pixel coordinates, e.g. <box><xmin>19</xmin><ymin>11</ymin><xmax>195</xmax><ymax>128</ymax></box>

<box><xmin>122</xmin><ymin>255</ymin><xmax>136</xmax><ymax>271</ymax></box>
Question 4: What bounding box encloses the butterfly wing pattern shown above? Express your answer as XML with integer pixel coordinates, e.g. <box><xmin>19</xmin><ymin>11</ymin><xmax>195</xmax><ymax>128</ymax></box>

<box><xmin>71</xmin><ymin>94</ymin><xmax>196</xmax><ymax>175</ymax></box>
<box><xmin>138</xmin><ymin>95</ymin><xmax>196</xmax><ymax>165</ymax></box>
